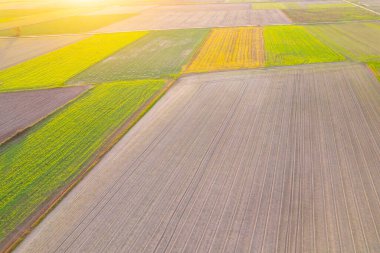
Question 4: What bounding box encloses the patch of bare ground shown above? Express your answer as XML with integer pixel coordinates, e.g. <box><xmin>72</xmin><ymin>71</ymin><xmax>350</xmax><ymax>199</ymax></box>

<box><xmin>0</xmin><ymin>86</ymin><xmax>89</xmax><ymax>144</ymax></box>
<box><xmin>15</xmin><ymin>62</ymin><xmax>380</xmax><ymax>253</ymax></box>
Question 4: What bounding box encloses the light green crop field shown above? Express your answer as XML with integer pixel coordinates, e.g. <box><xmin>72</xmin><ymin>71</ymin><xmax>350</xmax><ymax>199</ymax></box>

<box><xmin>252</xmin><ymin>2</ymin><xmax>353</xmax><ymax>10</ymax></box>
<box><xmin>0</xmin><ymin>32</ymin><xmax>147</xmax><ymax>92</ymax></box>
<box><xmin>264</xmin><ymin>26</ymin><xmax>345</xmax><ymax>66</ymax></box>
<box><xmin>0</xmin><ymin>14</ymin><xmax>134</xmax><ymax>36</ymax></box>
<box><xmin>0</xmin><ymin>80</ymin><xmax>165</xmax><ymax>241</ymax></box>
<box><xmin>306</xmin><ymin>22</ymin><xmax>380</xmax><ymax>62</ymax></box>
<box><xmin>68</xmin><ymin>29</ymin><xmax>210</xmax><ymax>84</ymax></box>
<box><xmin>284</xmin><ymin>7</ymin><xmax>380</xmax><ymax>22</ymax></box>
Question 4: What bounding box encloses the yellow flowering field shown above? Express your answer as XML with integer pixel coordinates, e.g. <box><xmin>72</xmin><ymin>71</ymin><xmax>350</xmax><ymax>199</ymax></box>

<box><xmin>186</xmin><ymin>27</ymin><xmax>264</xmax><ymax>73</ymax></box>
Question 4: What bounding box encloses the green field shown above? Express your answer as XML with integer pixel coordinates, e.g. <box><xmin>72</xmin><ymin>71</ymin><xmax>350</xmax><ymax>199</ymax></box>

<box><xmin>306</xmin><ymin>22</ymin><xmax>380</xmax><ymax>62</ymax></box>
<box><xmin>68</xmin><ymin>29</ymin><xmax>209</xmax><ymax>84</ymax></box>
<box><xmin>0</xmin><ymin>32</ymin><xmax>147</xmax><ymax>92</ymax></box>
<box><xmin>284</xmin><ymin>7</ymin><xmax>380</xmax><ymax>22</ymax></box>
<box><xmin>0</xmin><ymin>14</ymin><xmax>134</xmax><ymax>36</ymax></box>
<box><xmin>264</xmin><ymin>26</ymin><xmax>345</xmax><ymax>66</ymax></box>
<box><xmin>251</xmin><ymin>2</ymin><xmax>353</xmax><ymax>10</ymax></box>
<box><xmin>0</xmin><ymin>80</ymin><xmax>165</xmax><ymax>240</ymax></box>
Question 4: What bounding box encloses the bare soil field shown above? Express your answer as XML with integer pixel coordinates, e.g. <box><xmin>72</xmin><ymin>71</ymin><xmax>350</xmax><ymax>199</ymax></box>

<box><xmin>15</xmin><ymin>62</ymin><xmax>380</xmax><ymax>253</ymax></box>
<box><xmin>0</xmin><ymin>35</ymin><xmax>86</xmax><ymax>70</ymax></box>
<box><xmin>0</xmin><ymin>86</ymin><xmax>89</xmax><ymax>144</ymax></box>
<box><xmin>96</xmin><ymin>8</ymin><xmax>291</xmax><ymax>32</ymax></box>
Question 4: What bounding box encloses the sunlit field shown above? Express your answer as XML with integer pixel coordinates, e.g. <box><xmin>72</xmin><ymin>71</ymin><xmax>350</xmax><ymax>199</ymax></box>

<box><xmin>1</xmin><ymin>0</ymin><xmax>380</xmax><ymax>252</ymax></box>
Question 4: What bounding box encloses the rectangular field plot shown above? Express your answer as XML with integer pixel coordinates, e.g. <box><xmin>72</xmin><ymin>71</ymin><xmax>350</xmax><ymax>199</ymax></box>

<box><xmin>186</xmin><ymin>27</ymin><xmax>264</xmax><ymax>73</ymax></box>
<box><xmin>283</xmin><ymin>7</ymin><xmax>380</xmax><ymax>22</ymax></box>
<box><xmin>264</xmin><ymin>26</ymin><xmax>345</xmax><ymax>66</ymax></box>
<box><xmin>15</xmin><ymin>63</ymin><xmax>380</xmax><ymax>253</ymax></box>
<box><xmin>0</xmin><ymin>86</ymin><xmax>89</xmax><ymax>144</ymax></box>
<box><xmin>0</xmin><ymin>32</ymin><xmax>146</xmax><ymax>92</ymax></box>
<box><xmin>0</xmin><ymin>80</ymin><xmax>165</xmax><ymax>242</ymax></box>
<box><xmin>0</xmin><ymin>14</ymin><xmax>135</xmax><ymax>36</ymax></box>
<box><xmin>69</xmin><ymin>29</ymin><xmax>208</xmax><ymax>83</ymax></box>
<box><xmin>0</xmin><ymin>35</ymin><xmax>86</xmax><ymax>70</ymax></box>
<box><xmin>96</xmin><ymin>7</ymin><xmax>291</xmax><ymax>32</ymax></box>
<box><xmin>306</xmin><ymin>22</ymin><xmax>380</xmax><ymax>62</ymax></box>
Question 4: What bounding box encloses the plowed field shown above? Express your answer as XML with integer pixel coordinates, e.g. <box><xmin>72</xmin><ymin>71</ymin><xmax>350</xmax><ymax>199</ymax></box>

<box><xmin>15</xmin><ymin>63</ymin><xmax>380</xmax><ymax>253</ymax></box>
<box><xmin>0</xmin><ymin>86</ymin><xmax>89</xmax><ymax>144</ymax></box>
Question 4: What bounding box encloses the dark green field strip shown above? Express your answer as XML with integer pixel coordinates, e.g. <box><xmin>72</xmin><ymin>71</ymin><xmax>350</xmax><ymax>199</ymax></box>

<box><xmin>283</xmin><ymin>7</ymin><xmax>380</xmax><ymax>23</ymax></box>
<box><xmin>306</xmin><ymin>22</ymin><xmax>380</xmax><ymax>62</ymax></box>
<box><xmin>68</xmin><ymin>29</ymin><xmax>210</xmax><ymax>84</ymax></box>
<box><xmin>0</xmin><ymin>32</ymin><xmax>147</xmax><ymax>92</ymax></box>
<box><xmin>0</xmin><ymin>14</ymin><xmax>134</xmax><ymax>36</ymax></box>
<box><xmin>0</xmin><ymin>80</ymin><xmax>165</xmax><ymax>241</ymax></box>
<box><xmin>264</xmin><ymin>26</ymin><xmax>345</xmax><ymax>66</ymax></box>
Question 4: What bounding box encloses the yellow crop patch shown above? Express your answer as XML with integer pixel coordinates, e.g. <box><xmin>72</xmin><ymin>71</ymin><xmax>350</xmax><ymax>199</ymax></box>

<box><xmin>185</xmin><ymin>27</ymin><xmax>264</xmax><ymax>73</ymax></box>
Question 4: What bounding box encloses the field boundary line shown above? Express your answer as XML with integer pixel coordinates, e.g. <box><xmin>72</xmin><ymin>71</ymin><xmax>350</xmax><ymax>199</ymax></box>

<box><xmin>181</xmin><ymin>61</ymin><xmax>354</xmax><ymax>79</ymax></box>
<box><xmin>0</xmin><ymin>79</ymin><xmax>177</xmax><ymax>253</ymax></box>
<box><xmin>342</xmin><ymin>0</ymin><xmax>380</xmax><ymax>16</ymax></box>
